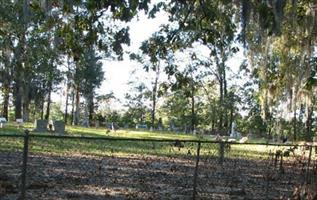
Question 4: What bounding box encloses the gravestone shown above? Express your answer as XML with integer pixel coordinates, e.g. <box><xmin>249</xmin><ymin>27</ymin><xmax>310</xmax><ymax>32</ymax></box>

<box><xmin>16</xmin><ymin>118</ymin><xmax>24</xmax><ymax>128</ymax></box>
<box><xmin>230</xmin><ymin>121</ymin><xmax>236</xmax><ymax>138</ymax></box>
<box><xmin>239</xmin><ymin>137</ymin><xmax>248</xmax><ymax>143</ymax></box>
<box><xmin>0</xmin><ymin>117</ymin><xmax>7</xmax><ymax>128</ymax></box>
<box><xmin>81</xmin><ymin>119</ymin><xmax>89</xmax><ymax>127</ymax></box>
<box><xmin>34</xmin><ymin>120</ymin><xmax>48</xmax><ymax>132</ymax></box>
<box><xmin>136</xmin><ymin>124</ymin><xmax>147</xmax><ymax>129</ymax></box>
<box><xmin>54</xmin><ymin>120</ymin><xmax>65</xmax><ymax>134</ymax></box>
<box><xmin>111</xmin><ymin>122</ymin><xmax>116</xmax><ymax>132</ymax></box>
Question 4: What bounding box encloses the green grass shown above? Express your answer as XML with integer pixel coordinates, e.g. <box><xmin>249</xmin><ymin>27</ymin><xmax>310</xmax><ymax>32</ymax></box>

<box><xmin>0</xmin><ymin>122</ymin><xmax>294</xmax><ymax>160</ymax></box>
<box><xmin>0</xmin><ymin>123</ymin><xmax>209</xmax><ymax>157</ymax></box>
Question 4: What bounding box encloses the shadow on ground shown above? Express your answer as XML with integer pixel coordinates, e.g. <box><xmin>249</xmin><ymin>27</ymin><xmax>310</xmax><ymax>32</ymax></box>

<box><xmin>1</xmin><ymin>148</ymin><xmax>315</xmax><ymax>200</ymax></box>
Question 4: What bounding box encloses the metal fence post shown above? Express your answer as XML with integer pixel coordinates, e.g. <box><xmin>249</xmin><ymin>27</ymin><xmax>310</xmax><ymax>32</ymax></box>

<box><xmin>19</xmin><ymin>129</ymin><xmax>30</xmax><ymax>200</ymax></box>
<box><xmin>192</xmin><ymin>142</ymin><xmax>201</xmax><ymax>200</ymax></box>
<box><xmin>219</xmin><ymin>142</ymin><xmax>225</xmax><ymax>165</ymax></box>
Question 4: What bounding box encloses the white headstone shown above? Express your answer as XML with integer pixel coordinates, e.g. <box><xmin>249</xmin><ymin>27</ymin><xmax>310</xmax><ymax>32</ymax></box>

<box><xmin>239</xmin><ymin>137</ymin><xmax>248</xmax><ymax>143</ymax></box>
<box><xmin>230</xmin><ymin>121</ymin><xmax>237</xmax><ymax>138</ymax></box>
<box><xmin>0</xmin><ymin>117</ymin><xmax>7</xmax><ymax>123</ymax></box>
<box><xmin>0</xmin><ymin>117</ymin><xmax>7</xmax><ymax>129</ymax></box>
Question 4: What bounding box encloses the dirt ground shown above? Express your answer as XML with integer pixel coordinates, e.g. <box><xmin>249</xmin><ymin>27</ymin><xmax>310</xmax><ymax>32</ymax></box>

<box><xmin>0</xmin><ymin>150</ymin><xmax>315</xmax><ymax>200</ymax></box>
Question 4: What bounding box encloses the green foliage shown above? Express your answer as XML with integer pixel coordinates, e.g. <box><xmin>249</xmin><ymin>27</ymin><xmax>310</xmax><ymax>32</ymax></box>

<box><xmin>1</xmin><ymin>0</ymin><xmax>317</xmax><ymax>141</ymax></box>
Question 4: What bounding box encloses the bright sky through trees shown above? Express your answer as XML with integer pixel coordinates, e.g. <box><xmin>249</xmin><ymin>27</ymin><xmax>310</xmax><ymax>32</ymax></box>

<box><xmin>97</xmin><ymin>10</ymin><xmax>245</xmax><ymax>108</ymax></box>
<box><xmin>97</xmin><ymin>10</ymin><xmax>169</xmax><ymax>102</ymax></box>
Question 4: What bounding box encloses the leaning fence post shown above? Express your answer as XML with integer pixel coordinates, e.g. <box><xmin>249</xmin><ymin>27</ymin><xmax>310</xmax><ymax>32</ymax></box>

<box><xmin>219</xmin><ymin>142</ymin><xmax>225</xmax><ymax>165</ymax></box>
<box><xmin>192</xmin><ymin>142</ymin><xmax>201</xmax><ymax>200</ymax></box>
<box><xmin>19</xmin><ymin>129</ymin><xmax>30</xmax><ymax>200</ymax></box>
<box><xmin>305</xmin><ymin>145</ymin><xmax>313</xmax><ymax>183</ymax></box>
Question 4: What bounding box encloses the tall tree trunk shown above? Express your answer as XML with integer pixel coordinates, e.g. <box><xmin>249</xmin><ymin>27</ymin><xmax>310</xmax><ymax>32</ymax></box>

<box><xmin>191</xmin><ymin>92</ymin><xmax>195</xmax><ymax>132</ymax></box>
<box><xmin>13</xmin><ymin>47</ymin><xmax>24</xmax><ymax>120</ymax></box>
<box><xmin>229</xmin><ymin>106</ymin><xmax>234</xmax><ymax>135</ymax></box>
<box><xmin>40</xmin><ymin>99</ymin><xmax>44</xmax><ymax>120</ymax></box>
<box><xmin>14</xmin><ymin>80</ymin><xmax>23</xmax><ymax>120</ymax></box>
<box><xmin>22</xmin><ymin>82</ymin><xmax>30</xmax><ymax>122</ymax></box>
<box><xmin>2</xmin><ymin>83</ymin><xmax>10</xmax><ymax>120</ymax></box>
<box><xmin>88</xmin><ymin>96</ymin><xmax>94</xmax><ymax>125</ymax></box>
<box><xmin>215</xmin><ymin>48</ymin><xmax>226</xmax><ymax>131</ymax></box>
<box><xmin>74</xmin><ymin>86</ymin><xmax>80</xmax><ymax>125</ymax></box>
<box><xmin>83</xmin><ymin>98</ymin><xmax>89</xmax><ymax>127</ymax></box>
<box><xmin>45</xmin><ymin>82</ymin><xmax>52</xmax><ymax>120</ymax></box>
<box><xmin>223</xmin><ymin>63</ymin><xmax>228</xmax><ymax>131</ymax></box>
<box><xmin>293</xmin><ymin>107</ymin><xmax>297</xmax><ymax>141</ymax></box>
<box><xmin>85</xmin><ymin>92</ymin><xmax>94</xmax><ymax>127</ymax></box>
<box><xmin>151</xmin><ymin>92</ymin><xmax>156</xmax><ymax>129</ymax></box>
<box><xmin>151</xmin><ymin>67</ymin><xmax>159</xmax><ymax>129</ymax></box>
<box><xmin>218</xmin><ymin>77</ymin><xmax>224</xmax><ymax>130</ymax></box>
<box><xmin>13</xmin><ymin>0</ymin><xmax>29</xmax><ymax>120</ymax></box>
<box><xmin>71</xmin><ymin>89</ymin><xmax>75</xmax><ymax>125</ymax></box>
<box><xmin>305</xmin><ymin>103</ymin><xmax>314</xmax><ymax>141</ymax></box>
<box><xmin>2</xmin><ymin>49</ymin><xmax>11</xmax><ymax>120</ymax></box>
<box><xmin>211</xmin><ymin>103</ymin><xmax>216</xmax><ymax>131</ymax></box>
<box><xmin>22</xmin><ymin>100</ymin><xmax>30</xmax><ymax>122</ymax></box>
<box><xmin>64</xmin><ymin>82</ymin><xmax>69</xmax><ymax>124</ymax></box>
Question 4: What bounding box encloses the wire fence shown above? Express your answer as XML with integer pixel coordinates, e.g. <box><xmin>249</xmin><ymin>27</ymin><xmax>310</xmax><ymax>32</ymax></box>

<box><xmin>0</xmin><ymin>130</ymin><xmax>317</xmax><ymax>199</ymax></box>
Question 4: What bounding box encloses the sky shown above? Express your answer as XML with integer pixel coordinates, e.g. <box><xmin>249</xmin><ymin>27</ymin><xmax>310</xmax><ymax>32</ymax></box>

<box><xmin>96</xmin><ymin>11</ymin><xmax>170</xmax><ymax>104</ymax></box>
<box><xmin>96</xmin><ymin>10</ymin><xmax>246</xmax><ymax>109</ymax></box>
<box><xmin>51</xmin><ymin>8</ymin><xmax>246</xmax><ymax>113</ymax></box>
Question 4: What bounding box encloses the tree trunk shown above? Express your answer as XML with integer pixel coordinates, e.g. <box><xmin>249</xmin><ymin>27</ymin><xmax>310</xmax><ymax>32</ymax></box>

<box><xmin>211</xmin><ymin>103</ymin><xmax>216</xmax><ymax>131</ymax></box>
<box><xmin>74</xmin><ymin>86</ymin><xmax>80</xmax><ymax>125</ymax></box>
<box><xmin>191</xmin><ymin>80</ymin><xmax>196</xmax><ymax>132</ymax></box>
<box><xmin>191</xmin><ymin>94</ymin><xmax>195</xmax><ymax>132</ymax></box>
<box><xmin>45</xmin><ymin>82</ymin><xmax>52</xmax><ymax>120</ymax></box>
<box><xmin>14</xmin><ymin>80</ymin><xmax>23</xmax><ymax>120</ymax></box>
<box><xmin>22</xmin><ymin>81</ymin><xmax>30</xmax><ymax>122</ymax></box>
<box><xmin>223</xmin><ymin>63</ymin><xmax>228</xmax><ymax>131</ymax></box>
<box><xmin>13</xmin><ymin>0</ymin><xmax>28</xmax><ymax>120</ymax></box>
<box><xmin>218</xmin><ymin>77</ymin><xmax>224</xmax><ymax>131</ymax></box>
<box><xmin>64</xmin><ymin>82</ymin><xmax>69</xmax><ymax>124</ymax></box>
<box><xmin>40</xmin><ymin>99</ymin><xmax>44</xmax><ymax>120</ymax></box>
<box><xmin>13</xmin><ymin>51</ymin><xmax>23</xmax><ymax>120</ymax></box>
<box><xmin>305</xmin><ymin>104</ymin><xmax>314</xmax><ymax>141</ymax></box>
<box><xmin>293</xmin><ymin>108</ymin><xmax>297</xmax><ymax>141</ymax></box>
<box><xmin>151</xmin><ymin>68</ymin><xmax>159</xmax><ymax>129</ymax></box>
<box><xmin>87</xmin><ymin>93</ymin><xmax>94</xmax><ymax>126</ymax></box>
<box><xmin>216</xmin><ymin>54</ymin><xmax>226</xmax><ymax>131</ymax></box>
<box><xmin>2</xmin><ymin>83</ymin><xmax>10</xmax><ymax>120</ymax></box>
<box><xmin>22</xmin><ymin>100</ymin><xmax>30</xmax><ymax>122</ymax></box>
<box><xmin>71</xmin><ymin>89</ymin><xmax>75</xmax><ymax>125</ymax></box>
<box><xmin>229</xmin><ymin>106</ymin><xmax>234</xmax><ymax>135</ymax></box>
<box><xmin>1</xmin><ymin>49</ymin><xmax>11</xmax><ymax>120</ymax></box>
<box><xmin>151</xmin><ymin>93</ymin><xmax>156</xmax><ymax>129</ymax></box>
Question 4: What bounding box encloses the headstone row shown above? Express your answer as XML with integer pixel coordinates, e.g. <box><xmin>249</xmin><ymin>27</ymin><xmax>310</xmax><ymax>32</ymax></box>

<box><xmin>33</xmin><ymin>119</ymin><xmax>65</xmax><ymax>134</ymax></box>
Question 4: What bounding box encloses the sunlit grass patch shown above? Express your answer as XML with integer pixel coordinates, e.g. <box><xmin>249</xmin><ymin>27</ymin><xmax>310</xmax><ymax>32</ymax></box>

<box><xmin>0</xmin><ymin>124</ymin><xmax>298</xmax><ymax>161</ymax></box>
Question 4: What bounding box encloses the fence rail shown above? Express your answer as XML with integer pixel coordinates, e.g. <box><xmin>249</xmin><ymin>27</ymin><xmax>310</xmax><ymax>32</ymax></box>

<box><xmin>0</xmin><ymin>130</ymin><xmax>316</xmax><ymax>200</ymax></box>
<box><xmin>2</xmin><ymin>131</ymin><xmax>317</xmax><ymax>146</ymax></box>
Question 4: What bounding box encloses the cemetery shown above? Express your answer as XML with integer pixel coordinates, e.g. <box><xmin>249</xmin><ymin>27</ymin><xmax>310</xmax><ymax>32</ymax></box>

<box><xmin>0</xmin><ymin>123</ymin><xmax>316</xmax><ymax>199</ymax></box>
<box><xmin>1</xmin><ymin>0</ymin><xmax>317</xmax><ymax>199</ymax></box>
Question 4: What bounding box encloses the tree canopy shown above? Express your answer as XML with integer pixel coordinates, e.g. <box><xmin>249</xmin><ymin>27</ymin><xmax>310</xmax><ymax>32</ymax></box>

<box><xmin>1</xmin><ymin>0</ymin><xmax>317</xmax><ymax>141</ymax></box>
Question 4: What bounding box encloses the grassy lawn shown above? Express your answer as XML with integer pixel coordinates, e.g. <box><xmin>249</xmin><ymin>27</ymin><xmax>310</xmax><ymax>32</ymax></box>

<box><xmin>0</xmin><ymin>123</ymin><xmax>210</xmax><ymax>157</ymax></box>
<box><xmin>0</xmin><ymin>122</ymin><xmax>293</xmax><ymax>159</ymax></box>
